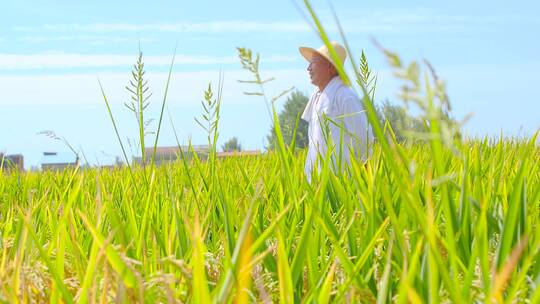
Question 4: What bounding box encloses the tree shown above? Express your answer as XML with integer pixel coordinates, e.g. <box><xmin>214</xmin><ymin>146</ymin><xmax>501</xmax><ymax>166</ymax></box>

<box><xmin>375</xmin><ymin>100</ymin><xmax>459</xmax><ymax>143</ymax></box>
<box><xmin>222</xmin><ymin>137</ymin><xmax>242</xmax><ymax>152</ymax></box>
<box><xmin>267</xmin><ymin>90</ymin><xmax>309</xmax><ymax>150</ymax></box>
<box><xmin>114</xmin><ymin>156</ymin><xmax>124</xmax><ymax>167</ymax></box>
<box><xmin>375</xmin><ymin>100</ymin><xmax>425</xmax><ymax>143</ymax></box>
<box><xmin>264</xmin><ymin>89</ymin><xmax>455</xmax><ymax>148</ymax></box>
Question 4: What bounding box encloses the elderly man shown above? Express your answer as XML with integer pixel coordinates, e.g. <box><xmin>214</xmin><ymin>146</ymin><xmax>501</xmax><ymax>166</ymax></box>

<box><xmin>299</xmin><ymin>41</ymin><xmax>373</xmax><ymax>181</ymax></box>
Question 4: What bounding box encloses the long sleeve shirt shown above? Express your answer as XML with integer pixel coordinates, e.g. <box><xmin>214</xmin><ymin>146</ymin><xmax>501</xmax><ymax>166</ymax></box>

<box><xmin>301</xmin><ymin>76</ymin><xmax>373</xmax><ymax>181</ymax></box>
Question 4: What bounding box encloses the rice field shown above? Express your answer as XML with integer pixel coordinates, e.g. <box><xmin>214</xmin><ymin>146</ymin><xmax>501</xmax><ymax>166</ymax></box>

<box><xmin>0</xmin><ymin>135</ymin><xmax>539</xmax><ymax>303</ymax></box>
<box><xmin>1</xmin><ymin>2</ymin><xmax>540</xmax><ymax>303</ymax></box>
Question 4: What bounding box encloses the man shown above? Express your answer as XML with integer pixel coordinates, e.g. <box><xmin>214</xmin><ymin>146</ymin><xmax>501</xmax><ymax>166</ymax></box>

<box><xmin>299</xmin><ymin>41</ymin><xmax>373</xmax><ymax>181</ymax></box>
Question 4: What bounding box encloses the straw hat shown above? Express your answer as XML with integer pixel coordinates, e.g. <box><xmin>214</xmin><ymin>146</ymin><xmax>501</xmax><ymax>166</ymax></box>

<box><xmin>299</xmin><ymin>41</ymin><xmax>347</xmax><ymax>69</ymax></box>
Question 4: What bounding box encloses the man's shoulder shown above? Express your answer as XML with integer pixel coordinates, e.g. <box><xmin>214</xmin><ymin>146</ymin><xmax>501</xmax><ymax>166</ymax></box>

<box><xmin>337</xmin><ymin>84</ymin><xmax>356</xmax><ymax>96</ymax></box>
<box><xmin>335</xmin><ymin>84</ymin><xmax>359</xmax><ymax>103</ymax></box>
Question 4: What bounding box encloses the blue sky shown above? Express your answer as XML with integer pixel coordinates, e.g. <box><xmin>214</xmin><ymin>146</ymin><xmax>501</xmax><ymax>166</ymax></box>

<box><xmin>1</xmin><ymin>0</ymin><xmax>539</xmax><ymax>169</ymax></box>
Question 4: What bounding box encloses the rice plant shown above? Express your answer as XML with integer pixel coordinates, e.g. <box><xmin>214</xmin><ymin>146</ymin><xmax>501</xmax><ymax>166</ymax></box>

<box><xmin>0</xmin><ymin>1</ymin><xmax>538</xmax><ymax>303</ymax></box>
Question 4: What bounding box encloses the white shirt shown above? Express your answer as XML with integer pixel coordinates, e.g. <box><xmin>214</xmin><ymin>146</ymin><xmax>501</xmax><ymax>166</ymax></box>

<box><xmin>301</xmin><ymin>76</ymin><xmax>373</xmax><ymax>180</ymax></box>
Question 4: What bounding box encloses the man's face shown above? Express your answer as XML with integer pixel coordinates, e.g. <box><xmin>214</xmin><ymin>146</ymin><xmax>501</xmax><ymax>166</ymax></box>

<box><xmin>307</xmin><ymin>54</ymin><xmax>335</xmax><ymax>88</ymax></box>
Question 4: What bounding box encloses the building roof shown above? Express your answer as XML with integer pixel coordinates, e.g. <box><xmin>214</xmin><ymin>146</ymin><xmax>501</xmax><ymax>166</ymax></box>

<box><xmin>0</xmin><ymin>154</ymin><xmax>24</xmax><ymax>169</ymax></box>
<box><xmin>143</xmin><ymin>145</ymin><xmax>209</xmax><ymax>156</ymax></box>
<box><xmin>41</xmin><ymin>152</ymin><xmax>78</xmax><ymax>165</ymax></box>
<box><xmin>1</xmin><ymin>154</ymin><xmax>23</xmax><ymax>161</ymax></box>
<box><xmin>217</xmin><ymin>150</ymin><xmax>261</xmax><ymax>158</ymax></box>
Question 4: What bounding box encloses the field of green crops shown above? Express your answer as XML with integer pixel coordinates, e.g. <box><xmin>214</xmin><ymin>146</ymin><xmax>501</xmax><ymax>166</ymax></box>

<box><xmin>1</xmin><ymin>136</ymin><xmax>539</xmax><ymax>303</ymax></box>
<box><xmin>1</xmin><ymin>2</ymin><xmax>539</xmax><ymax>302</ymax></box>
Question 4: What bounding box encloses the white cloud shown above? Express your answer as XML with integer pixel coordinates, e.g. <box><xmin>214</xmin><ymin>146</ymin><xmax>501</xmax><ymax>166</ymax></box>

<box><xmin>14</xmin><ymin>21</ymin><xmax>311</xmax><ymax>33</ymax></box>
<box><xmin>11</xmin><ymin>11</ymin><xmax>531</xmax><ymax>36</ymax></box>
<box><xmin>18</xmin><ymin>35</ymin><xmax>156</xmax><ymax>44</ymax></box>
<box><xmin>0</xmin><ymin>69</ymin><xmax>312</xmax><ymax>167</ymax></box>
<box><xmin>0</xmin><ymin>53</ymin><xmax>295</xmax><ymax>70</ymax></box>
<box><xmin>0</xmin><ymin>69</ymin><xmax>310</xmax><ymax>106</ymax></box>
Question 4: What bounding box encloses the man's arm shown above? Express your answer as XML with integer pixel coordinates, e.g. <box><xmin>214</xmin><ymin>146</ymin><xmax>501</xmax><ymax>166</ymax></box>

<box><xmin>332</xmin><ymin>92</ymin><xmax>373</xmax><ymax>159</ymax></box>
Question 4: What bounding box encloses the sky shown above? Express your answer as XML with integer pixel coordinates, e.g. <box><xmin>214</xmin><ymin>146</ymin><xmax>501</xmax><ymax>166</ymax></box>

<box><xmin>1</xmin><ymin>0</ymin><xmax>539</xmax><ymax>169</ymax></box>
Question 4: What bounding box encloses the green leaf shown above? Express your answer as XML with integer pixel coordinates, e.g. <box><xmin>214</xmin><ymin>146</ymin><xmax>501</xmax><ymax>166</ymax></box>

<box><xmin>78</xmin><ymin>210</ymin><xmax>138</xmax><ymax>289</ymax></box>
